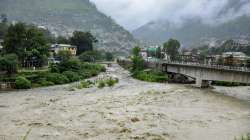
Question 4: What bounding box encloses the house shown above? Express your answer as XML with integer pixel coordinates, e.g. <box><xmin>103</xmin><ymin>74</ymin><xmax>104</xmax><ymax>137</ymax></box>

<box><xmin>140</xmin><ymin>49</ymin><xmax>148</xmax><ymax>59</ymax></box>
<box><xmin>231</xmin><ymin>39</ymin><xmax>250</xmax><ymax>47</ymax></box>
<box><xmin>222</xmin><ymin>52</ymin><xmax>249</xmax><ymax>66</ymax></box>
<box><xmin>50</xmin><ymin>44</ymin><xmax>77</xmax><ymax>56</ymax></box>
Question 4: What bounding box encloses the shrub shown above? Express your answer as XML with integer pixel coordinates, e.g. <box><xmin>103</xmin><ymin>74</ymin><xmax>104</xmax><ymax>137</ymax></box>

<box><xmin>58</xmin><ymin>57</ymin><xmax>81</xmax><ymax>72</ymax></box>
<box><xmin>62</xmin><ymin>71</ymin><xmax>80</xmax><ymax>82</ymax></box>
<box><xmin>49</xmin><ymin>63</ymin><xmax>60</xmax><ymax>73</ymax></box>
<box><xmin>15</xmin><ymin>76</ymin><xmax>32</xmax><ymax>89</ymax></box>
<box><xmin>40</xmin><ymin>80</ymin><xmax>54</xmax><ymax>87</ymax></box>
<box><xmin>79</xmin><ymin>51</ymin><xmax>102</xmax><ymax>62</ymax></box>
<box><xmin>106</xmin><ymin>78</ymin><xmax>119</xmax><ymax>87</ymax></box>
<box><xmin>97</xmin><ymin>81</ymin><xmax>106</xmax><ymax>88</ymax></box>
<box><xmin>46</xmin><ymin>73</ymin><xmax>69</xmax><ymax>84</ymax></box>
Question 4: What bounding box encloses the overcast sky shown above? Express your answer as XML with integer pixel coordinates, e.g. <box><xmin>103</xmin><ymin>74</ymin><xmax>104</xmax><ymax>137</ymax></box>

<box><xmin>90</xmin><ymin>0</ymin><xmax>250</xmax><ymax>31</ymax></box>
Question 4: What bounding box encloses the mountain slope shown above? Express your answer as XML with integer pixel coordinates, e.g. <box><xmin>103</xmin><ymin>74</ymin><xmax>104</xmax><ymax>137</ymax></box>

<box><xmin>133</xmin><ymin>0</ymin><xmax>250</xmax><ymax>47</ymax></box>
<box><xmin>0</xmin><ymin>0</ymin><xmax>136</xmax><ymax>54</ymax></box>
<box><xmin>133</xmin><ymin>16</ymin><xmax>250</xmax><ymax>47</ymax></box>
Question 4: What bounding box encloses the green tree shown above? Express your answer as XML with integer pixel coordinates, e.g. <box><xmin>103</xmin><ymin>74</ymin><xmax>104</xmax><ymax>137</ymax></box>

<box><xmin>156</xmin><ymin>46</ymin><xmax>162</xmax><ymax>59</ymax></box>
<box><xmin>23</xmin><ymin>26</ymin><xmax>49</xmax><ymax>66</ymax></box>
<box><xmin>105</xmin><ymin>52</ymin><xmax>114</xmax><ymax>61</ymax></box>
<box><xmin>163</xmin><ymin>39</ymin><xmax>180</xmax><ymax>61</ymax></box>
<box><xmin>56</xmin><ymin>36</ymin><xmax>70</xmax><ymax>44</ymax></box>
<box><xmin>132</xmin><ymin>46</ymin><xmax>141</xmax><ymax>56</ymax></box>
<box><xmin>3</xmin><ymin>23</ymin><xmax>26</xmax><ymax>56</ymax></box>
<box><xmin>0</xmin><ymin>22</ymin><xmax>8</xmax><ymax>39</ymax></box>
<box><xmin>131</xmin><ymin>46</ymin><xmax>144</xmax><ymax>72</ymax></box>
<box><xmin>3</xmin><ymin>23</ymin><xmax>49</xmax><ymax>67</ymax></box>
<box><xmin>70</xmin><ymin>31</ymin><xmax>97</xmax><ymax>55</ymax></box>
<box><xmin>0</xmin><ymin>54</ymin><xmax>18</xmax><ymax>75</ymax></box>
<box><xmin>57</xmin><ymin>50</ymin><xmax>72</xmax><ymax>61</ymax></box>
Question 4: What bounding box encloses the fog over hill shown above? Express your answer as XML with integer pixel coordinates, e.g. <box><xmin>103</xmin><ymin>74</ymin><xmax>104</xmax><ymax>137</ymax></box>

<box><xmin>91</xmin><ymin>0</ymin><xmax>250</xmax><ymax>47</ymax></box>
<box><xmin>0</xmin><ymin>0</ymin><xmax>137</xmax><ymax>54</ymax></box>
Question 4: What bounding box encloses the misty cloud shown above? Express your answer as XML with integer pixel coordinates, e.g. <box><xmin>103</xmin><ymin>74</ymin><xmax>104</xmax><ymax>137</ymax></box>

<box><xmin>90</xmin><ymin>0</ymin><xmax>250</xmax><ymax>30</ymax></box>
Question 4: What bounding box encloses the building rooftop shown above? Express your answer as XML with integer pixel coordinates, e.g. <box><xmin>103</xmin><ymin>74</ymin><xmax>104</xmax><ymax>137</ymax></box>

<box><xmin>51</xmin><ymin>44</ymin><xmax>77</xmax><ymax>48</ymax></box>
<box><xmin>222</xmin><ymin>52</ymin><xmax>249</xmax><ymax>59</ymax></box>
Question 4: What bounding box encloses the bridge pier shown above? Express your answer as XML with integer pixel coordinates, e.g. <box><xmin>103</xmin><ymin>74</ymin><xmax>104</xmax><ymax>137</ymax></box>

<box><xmin>196</xmin><ymin>78</ymin><xmax>210</xmax><ymax>88</ymax></box>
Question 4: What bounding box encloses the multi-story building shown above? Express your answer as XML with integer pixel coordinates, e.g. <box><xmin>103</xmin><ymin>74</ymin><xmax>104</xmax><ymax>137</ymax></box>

<box><xmin>222</xmin><ymin>52</ymin><xmax>250</xmax><ymax>66</ymax></box>
<box><xmin>50</xmin><ymin>44</ymin><xmax>77</xmax><ymax>56</ymax></box>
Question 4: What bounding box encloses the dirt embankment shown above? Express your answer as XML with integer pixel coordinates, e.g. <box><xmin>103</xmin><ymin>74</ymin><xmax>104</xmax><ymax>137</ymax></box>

<box><xmin>0</xmin><ymin>64</ymin><xmax>249</xmax><ymax>140</ymax></box>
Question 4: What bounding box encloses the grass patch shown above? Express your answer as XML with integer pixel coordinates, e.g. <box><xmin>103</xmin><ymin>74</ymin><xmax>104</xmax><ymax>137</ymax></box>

<box><xmin>132</xmin><ymin>70</ymin><xmax>168</xmax><ymax>83</ymax></box>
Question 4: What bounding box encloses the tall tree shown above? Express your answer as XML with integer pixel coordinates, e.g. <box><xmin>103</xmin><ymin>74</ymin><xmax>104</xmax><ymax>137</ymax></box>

<box><xmin>70</xmin><ymin>31</ymin><xmax>97</xmax><ymax>55</ymax></box>
<box><xmin>163</xmin><ymin>39</ymin><xmax>181</xmax><ymax>61</ymax></box>
<box><xmin>3</xmin><ymin>23</ymin><xmax>49</xmax><ymax>67</ymax></box>
<box><xmin>0</xmin><ymin>54</ymin><xmax>18</xmax><ymax>75</ymax></box>
<box><xmin>56</xmin><ymin>36</ymin><xmax>70</xmax><ymax>44</ymax></box>
<box><xmin>23</xmin><ymin>26</ymin><xmax>49</xmax><ymax>66</ymax></box>
<box><xmin>3</xmin><ymin>23</ymin><xmax>26</xmax><ymax>57</ymax></box>
<box><xmin>131</xmin><ymin>46</ymin><xmax>144</xmax><ymax>72</ymax></box>
<box><xmin>0</xmin><ymin>22</ymin><xmax>8</xmax><ymax>39</ymax></box>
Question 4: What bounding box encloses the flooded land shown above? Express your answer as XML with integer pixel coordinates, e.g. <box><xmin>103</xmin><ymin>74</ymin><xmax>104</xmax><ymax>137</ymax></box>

<box><xmin>0</xmin><ymin>64</ymin><xmax>249</xmax><ymax>140</ymax></box>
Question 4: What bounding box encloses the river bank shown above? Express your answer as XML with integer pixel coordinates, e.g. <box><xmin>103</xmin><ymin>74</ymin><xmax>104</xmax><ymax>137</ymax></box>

<box><xmin>0</xmin><ymin>63</ymin><xmax>249</xmax><ymax>140</ymax></box>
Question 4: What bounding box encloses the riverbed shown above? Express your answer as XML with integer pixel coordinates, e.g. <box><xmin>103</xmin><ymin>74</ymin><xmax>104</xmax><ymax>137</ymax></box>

<box><xmin>0</xmin><ymin>63</ymin><xmax>249</xmax><ymax>140</ymax></box>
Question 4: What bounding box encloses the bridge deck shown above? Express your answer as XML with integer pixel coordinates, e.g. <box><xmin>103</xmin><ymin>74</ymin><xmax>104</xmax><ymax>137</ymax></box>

<box><xmin>160</xmin><ymin>61</ymin><xmax>250</xmax><ymax>73</ymax></box>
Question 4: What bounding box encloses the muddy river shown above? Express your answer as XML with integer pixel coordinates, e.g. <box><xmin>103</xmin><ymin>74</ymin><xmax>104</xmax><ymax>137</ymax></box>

<box><xmin>0</xmin><ymin>63</ymin><xmax>249</xmax><ymax>140</ymax></box>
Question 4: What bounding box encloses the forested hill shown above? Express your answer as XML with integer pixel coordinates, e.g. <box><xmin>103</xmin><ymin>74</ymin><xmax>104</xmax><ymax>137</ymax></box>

<box><xmin>0</xmin><ymin>0</ymin><xmax>136</xmax><ymax>54</ymax></box>
<box><xmin>132</xmin><ymin>15</ymin><xmax>250</xmax><ymax>47</ymax></box>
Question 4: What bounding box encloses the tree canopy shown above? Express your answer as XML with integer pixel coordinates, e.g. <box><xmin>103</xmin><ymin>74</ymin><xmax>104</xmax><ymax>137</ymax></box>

<box><xmin>3</xmin><ymin>23</ymin><xmax>49</xmax><ymax>66</ymax></box>
<box><xmin>70</xmin><ymin>31</ymin><xmax>97</xmax><ymax>55</ymax></box>
<box><xmin>163</xmin><ymin>39</ymin><xmax>180</xmax><ymax>61</ymax></box>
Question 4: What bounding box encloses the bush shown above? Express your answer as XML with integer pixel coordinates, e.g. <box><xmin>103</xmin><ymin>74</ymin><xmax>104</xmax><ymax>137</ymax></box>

<box><xmin>106</xmin><ymin>78</ymin><xmax>119</xmax><ymax>87</ymax></box>
<box><xmin>79</xmin><ymin>51</ymin><xmax>102</xmax><ymax>62</ymax></box>
<box><xmin>15</xmin><ymin>76</ymin><xmax>32</xmax><ymax>89</ymax></box>
<box><xmin>97</xmin><ymin>81</ymin><xmax>106</xmax><ymax>88</ymax></box>
<box><xmin>46</xmin><ymin>73</ymin><xmax>69</xmax><ymax>84</ymax></box>
<box><xmin>62</xmin><ymin>71</ymin><xmax>80</xmax><ymax>82</ymax></box>
<box><xmin>40</xmin><ymin>80</ymin><xmax>54</xmax><ymax>87</ymax></box>
<box><xmin>58</xmin><ymin>57</ymin><xmax>81</xmax><ymax>72</ymax></box>
<box><xmin>49</xmin><ymin>63</ymin><xmax>60</xmax><ymax>73</ymax></box>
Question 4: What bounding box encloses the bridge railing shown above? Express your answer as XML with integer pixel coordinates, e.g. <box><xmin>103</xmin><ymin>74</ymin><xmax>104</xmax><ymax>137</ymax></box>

<box><xmin>163</xmin><ymin>60</ymin><xmax>250</xmax><ymax>72</ymax></box>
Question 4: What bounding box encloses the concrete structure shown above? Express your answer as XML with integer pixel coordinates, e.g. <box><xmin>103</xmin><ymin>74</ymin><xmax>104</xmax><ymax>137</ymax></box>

<box><xmin>163</xmin><ymin>63</ymin><xmax>250</xmax><ymax>88</ymax></box>
<box><xmin>50</xmin><ymin>44</ymin><xmax>77</xmax><ymax>56</ymax></box>
<box><xmin>118</xmin><ymin>59</ymin><xmax>250</xmax><ymax>88</ymax></box>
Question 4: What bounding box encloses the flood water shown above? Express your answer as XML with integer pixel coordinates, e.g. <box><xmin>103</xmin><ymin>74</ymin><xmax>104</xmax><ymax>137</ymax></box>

<box><xmin>0</xmin><ymin>63</ymin><xmax>249</xmax><ymax>140</ymax></box>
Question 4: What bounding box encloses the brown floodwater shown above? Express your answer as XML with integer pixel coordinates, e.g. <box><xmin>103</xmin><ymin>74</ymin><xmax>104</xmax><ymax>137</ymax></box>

<box><xmin>0</xmin><ymin>63</ymin><xmax>249</xmax><ymax>140</ymax></box>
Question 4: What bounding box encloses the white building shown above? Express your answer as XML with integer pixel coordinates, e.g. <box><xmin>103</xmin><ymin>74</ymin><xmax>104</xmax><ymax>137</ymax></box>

<box><xmin>50</xmin><ymin>44</ymin><xmax>77</xmax><ymax>56</ymax></box>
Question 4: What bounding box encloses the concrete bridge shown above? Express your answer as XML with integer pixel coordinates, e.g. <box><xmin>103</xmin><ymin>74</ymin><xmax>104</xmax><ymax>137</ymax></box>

<box><xmin>162</xmin><ymin>62</ymin><xmax>250</xmax><ymax>88</ymax></box>
<box><xmin>118</xmin><ymin>59</ymin><xmax>250</xmax><ymax>88</ymax></box>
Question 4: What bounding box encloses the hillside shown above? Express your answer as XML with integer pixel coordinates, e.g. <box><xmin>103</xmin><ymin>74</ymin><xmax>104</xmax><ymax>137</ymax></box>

<box><xmin>0</xmin><ymin>0</ymin><xmax>136</xmax><ymax>54</ymax></box>
<box><xmin>132</xmin><ymin>0</ymin><xmax>250</xmax><ymax>47</ymax></box>
<box><xmin>132</xmin><ymin>16</ymin><xmax>250</xmax><ymax>47</ymax></box>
